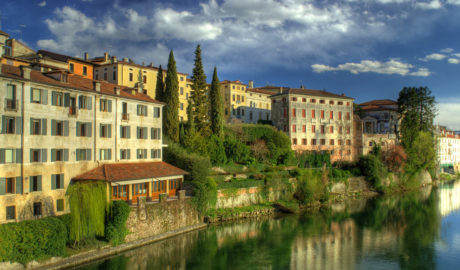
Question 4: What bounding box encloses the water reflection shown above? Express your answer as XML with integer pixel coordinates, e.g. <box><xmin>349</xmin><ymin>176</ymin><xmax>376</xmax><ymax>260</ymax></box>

<box><xmin>77</xmin><ymin>181</ymin><xmax>460</xmax><ymax>270</ymax></box>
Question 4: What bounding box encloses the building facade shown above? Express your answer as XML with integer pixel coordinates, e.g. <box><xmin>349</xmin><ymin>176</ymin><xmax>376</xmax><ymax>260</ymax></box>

<box><xmin>435</xmin><ymin>125</ymin><xmax>460</xmax><ymax>173</ymax></box>
<box><xmin>0</xmin><ymin>63</ymin><xmax>185</xmax><ymax>223</ymax></box>
<box><xmin>220</xmin><ymin>80</ymin><xmax>248</xmax><ymax>122</ymax></box>
<box><xmin>270</xmin><ymin>88</ymin><xmax>355</xmax><ymax>162</ymax></box>
<box><xmin>245</xmin><ymin>88</ymin><xmax>272</xmax><ymax>124</ymax></box>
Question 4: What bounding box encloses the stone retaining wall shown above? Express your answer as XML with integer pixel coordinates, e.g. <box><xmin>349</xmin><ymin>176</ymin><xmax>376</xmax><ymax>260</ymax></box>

<box><xmin>216</xmin><ymin>187</ymin><xmax>287</xmax><ymax>208</ymax></box>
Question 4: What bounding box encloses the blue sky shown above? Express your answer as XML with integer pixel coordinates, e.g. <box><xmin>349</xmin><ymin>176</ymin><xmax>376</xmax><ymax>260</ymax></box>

<box><xmin>2</xmin><ymin>0</ymin><xmax>460</xmax><ymax>129</ymax></box>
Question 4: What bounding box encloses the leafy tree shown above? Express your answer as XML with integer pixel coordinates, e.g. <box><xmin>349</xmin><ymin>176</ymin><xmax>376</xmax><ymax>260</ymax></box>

<box><xmin>405</xmin><ymin>131</ymin><xmax>436</xmax><ymax>171</ymax></box>
<box><xmin>155</xmin><ymin>65</ymin><xmax>164</xmax><ymax>101</ymax></box>
<box><xmin>163</xmin><ymin>50</ymin><xmax>180</xmax><ymax>142</ymax></box>
<box><xmin>397</xmin><ymin>87</ymin><xmax>436</xmax><ymax>147</ymax></box>
<box><xmin>190</xmin><ymin>45</ymin><xmax>210</xmax><ymax>136</ymax></box>
<box><xmin>209</xmin><ymin>66</ymin><xmax>224</xmax><ymax>138</ymax></box>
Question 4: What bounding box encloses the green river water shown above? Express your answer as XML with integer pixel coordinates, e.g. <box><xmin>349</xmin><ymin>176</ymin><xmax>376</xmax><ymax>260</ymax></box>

<box><xmin>76</xmin><ymin>181</ymin><xmax>460</xmax><ymax>270</ymax></box>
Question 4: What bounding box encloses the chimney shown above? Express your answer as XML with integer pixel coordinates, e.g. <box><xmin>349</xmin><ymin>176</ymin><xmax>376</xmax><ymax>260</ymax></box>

<box><xmin>248</xmin><ymin>80</ymin><xmax>254</xmax><ymax>89</ymax></box>
<box><xmin>104</xmin><ymin>52</ymin><xmax>109</xmax><ymax>62</ymax></box>
<box><xmin>114</xmin><ymin>86</ymin><xmax>121</xmax><ymax>95</ymax></box>
<box><xmin>20</xmin><ymin>65</ymin><xmax>32</xmax><ymax>79</ymax></box>
<box><xmin>84</xmin><ymin>52</ymin><xmax>89</xmax><ymax>60</ymax></box>
<box><xmin>93</xmin><ymin>81</ymin><xmax>101</xmax><ymax>92</ymax></box>
<box><xmin>300</xmin><ymin>84</ymin><xmax>305</xmax><ymax>89</ymax></box>
<box><xmin>111</xmin><ymin>56</ymin><xmax>117</xmax><ymax>63</ymax></box>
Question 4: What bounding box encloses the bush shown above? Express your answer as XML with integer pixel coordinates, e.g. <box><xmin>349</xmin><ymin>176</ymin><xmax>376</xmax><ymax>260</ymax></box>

<box><xmin>329</xmin><ymin>168</ymin><xmax>351</xmax><ymax>183</ymax></box>
<box><xmin>224</xmin><ymin>137</ymin><xmax>254</xmax><ymax>164</ymax></box>
<box><xmin>250</xmin><ymin>139</ymin><xmax>270</xmax><ymax>163</ymax></box>
<box><xmin>358</xmin><ymin>155</ymin><xmax>387</xmax><ymax>190</ymax></box>
<box><xmin>297</xmin><ymin>151</ymin><xmax>331</xmax><ymax>168</ymax></box>
<box><xmin>192</xmin><ymin>178</ymin><xmax>218</xmax><ymax>215</ymax></box>
<box><xmin>382</xmin><ymin>144</ymin><xmax>407</xmax><ymax>172</ymax></box>
<box><xmin>294</xmin><ymin>169</ymin><xmax>327</xmax><ymax>203</ymax></box>
<box><xmin>0</xmin><ymin>217</ymin><xmax>67</xmax><ymax>264</ymax></box>
<box><xmin>207</xmin><ymin>135</ymin><xmax>227</xmax><ymax>165</ymax></box>
<box><xmin>164</xmin><ymin>142</ymin><xmax>211</xmax><ymax>182</ymax></box>
<box><xmin>105</xmin><ymin>200</ymin><xmax>131</xmax><ymax>246</ymax></box>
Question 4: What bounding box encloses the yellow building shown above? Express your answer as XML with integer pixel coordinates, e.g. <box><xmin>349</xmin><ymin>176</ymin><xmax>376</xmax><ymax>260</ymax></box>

<box><xmin>220</xmin><ymin>80</ymin><xmax>247</xmax><ymax>122</ymax></box>
<box><xmin>92</xmin><ymin>53</ymin><xmax>190</xmax><ymax>121</ymax></box>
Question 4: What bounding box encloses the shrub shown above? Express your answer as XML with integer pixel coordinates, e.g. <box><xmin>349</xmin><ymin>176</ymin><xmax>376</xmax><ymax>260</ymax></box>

<box><xmin>358</xmin><ymin>155</ymin><xmax>387</xmax><ymax>190</ymax></box>
<box><xmin>382</xmin><ymin>144</ymin><xmax>407</xmax><ymax>172</ymax></box>
<box><xmin>250</xmin><ymin>139</ymin><xmax>270</xmax><ymax>163</ymax></box>
<box><xmin>164</xmin><ymin>142</ymin><xmax>211</xmax><ymax>182</ymax></box>
<box><xmin>0</xmin><ymin>217</ymin><xmax>67</xmax><ymax>264</ymax></box>
<box><xmin>207</xmin><ymin>135</ymin><xmax>227</xmax><ymax>165</ymax></box>
<box><xmin>329</xmin><ymin>168</ymin><xmax>351</xmax><ymax>183</ymax></box>
<box><xmin>224</xmin><ymin>137</ymin><xmax>254</xmax><ymax>164</ymax></box>
<box><xmin>105</xmin><ymin>200</ymin><xmax>131</xmax><ymax>246</ymax></box>
<box><xmin>294</xmin><ymin>169</ymin><xmax>327</xmax><ymax>203</ymax></box>
<box><xmin>192</xmin><ymin>177</ymin><xmax>218</xmax><ymax>215</ymax></box>
<box><xmin>297</xmin><ymin>151</ymin><xmax>331</xmax><ymax>168</ymax></box>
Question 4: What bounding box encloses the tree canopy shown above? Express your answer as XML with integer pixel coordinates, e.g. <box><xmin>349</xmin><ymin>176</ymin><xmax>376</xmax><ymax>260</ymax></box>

<box><xmin>163</xmin><ymin>50</ymin><xmax>180</xmax><ymax>142</ymax></box>
<box><xmin>155</xmin><ymin>65</ymin><xmax>164</xmax><ymax>101</ymax></box>
<box><xmin>209</xmin><ymin>66</ymin><xmax>224</xmax><ymax>138</ymax></box>
<box><xmin>190</xmin><ymin>45</ymin><xmax>210</xmax><ymax>136</ymax></box>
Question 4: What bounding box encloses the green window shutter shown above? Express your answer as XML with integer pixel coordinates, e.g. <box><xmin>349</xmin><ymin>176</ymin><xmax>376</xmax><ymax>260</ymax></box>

<box><xmin>108</xmin><ymin>149</ymin><xmax>112</xmax><ymax>160</ymax></box>
<box><xmin>159</xmin><ymin>129</ymin><xmax>161</xmax><ymax>140</ymax></box>
<box><xmin>42</xmin><ymin>119</ymin><xmax>47</xmax><ymax>135</ymax></box>
<box><xmin>30</xmin><ymin>149</ymin><xmax>34</xmax><ymax>162</ymax></box>
<box><xmin>30</xmin><ymin>118</ymin><xmax>34</xmax><ymax>135</ymax></box>
<box><xmin>137</xmin><ymin>127</ymin><xmax>140</xmax><ymax>139</ymax></box>
<box><xmin>144</xmin><ymin>128</ymin><xmax>148</xmax><ymax>139</ymax></box>
<box><xmin>151</xmin><ymin>149</ymin><xmax>154</xmax><ymax>158</ymax></box>
<box><xmin>1</xmin><ymin>116</ymin><xmax>6</xmax><ymax>134</ymax></box>
<box><xmin>127</xmin><ymin>149</ymin><xmax>131</xmax><ymax>159</ymax></box>
<box><xmin>76</xmin><ymin>122</ymin><xmax>81</xmax><ymax>136</ymax></box>
<box><xmin>0</xmin><ymin>149</ymin><xmax>4</xmax><ymax>164</ymax></box>
<box><xmin>108</xmin><ymin>124</ymin><xmax>112</xmax><ymax>138</ymax></box>
<box><xmin>51</xmin><ymin>175</ymin><xmax>56</xmax><ymax>190</ymax></box>
<box><xmin>0</xmin><ymin>178</ymin><xmax>5</xmax><ymax>195</ymax></box>
<box><xmin>144</xmin><ymin>149</ymin><xmax>147</xmax><ymax>158</ymax></box>
<box><xmin>108</xmin><ymin>100</ymin><xmax>112</xmax><ymax>112</ymax></box>
<box><xmin>75</xmin><ymin>149</ymin><xmax>80</xmax><ymax>161</ymax></box>
<box><xmin>64</xmin><ymin>121</ymin><xmax>69</xmax><ymax>136</ymax></box>
<box><xmin>51</xmin><ymin>120</ymin><xmax>56</xmax><ymax>135</ymax></box>
<box><xmin>51</xmin><ymin>91</ymin><xmax>56</xmax><ymax>106</ymax></box>
<box><xmin>60</xmin><ymin>174</ymin><xmax>64</xmax><ymax>189</ymax></box>
<box><xmin>30</xmin><ymin>88</ymin><xmax>34</xmax><ymax>103</ymax></box>
<box><xmin>16</xmin><ymin>177</ymin><xmax>22</xmax><ymax>194</ymax></box>
<box><xmin>127</xmin><ymin>126</ymin><xmax>131</xmax><ymax>138</ymax></box>
<box><xmin>51</xmin><ymin>149</ymin><xmax>56</xmax><ymax>162</ymax></box>
<box><xmin>120</xmin><ymin>149</ymin><xmax>122</xmax><ymax>159</ymax></box>
<box><xmin>41</xmin><ymin>149</ymin><xmax>47</xmax><ymax>162</ymax></box>
<box><xmin>64</xmin><ymin>93</ymin><xmax>70</xmax><ymax>107</ymax></box>
<box><xmin>151</xmin><ymin>128</ymin><xmax>154</xmax><ymax>139</ymax></box>
<box><xmin>87</xmin><ymin>123</ymin><xmax>92</xmax><ymax>137</ymax></box>
<box><xmin>29</xmin><ymin>177</ymin><xmax>34</xmax><ymax>192</ymax></box>
<box><xmin>88</xmin><ymin>97</ymin><xmax>92</xmax><ymax>110</ymax></box>
<box><xmin>86</xmin><ymin>149</ymin><xmax>91</xmax><ymax>161</ymax></box>
<box><xmin>16</xmin><ymin>149</ymin><xmax>22</xmax><ymax>163</ymax></box>
<box><xmin>42</xmin><ymin>89</ymin><xmax>48</xmax><ymax>105</ymax></box>
<box><xmin>38</xmin><ymin>175</ymin><xmax>42</xmax><ymax>191</ymax></box>
<box><xmin>15</xmin><ymin>117</ymin><xmax>22</xmax><ymax>134</ymax></box>
<box><xmin>64</xmin><ymin>149</ymin><xmax>68</xmax><ymax>161</ymax></box>
<box><xmin>99</xmin><ymin>123</ymin><xmax>103</xmax><ymax>137</ymax></box>
<box><xmin>100</xmin><ymin>99</ymin><xmax>103</xmax><ymax>111</ymax></box>
<box><xmin>137</xmin><ymin>105</ymin><xmax>140</xmax><ymax>115</ymax></box>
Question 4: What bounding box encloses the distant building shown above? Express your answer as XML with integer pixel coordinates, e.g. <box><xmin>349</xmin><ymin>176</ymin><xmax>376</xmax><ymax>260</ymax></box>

<box><xmin>270</xmin><ymin>88</ymin><xmax>355</xmax><ymax>162</ymax></box>
<box><xmin>220</xmin><ymin>80</ymin><xmax>248</xmax><ymax>123</ymax></box>
<box><xmin>0</xmin><ymin>62</ymin><xmax>186</xmax><ymax>223</ymax></box>
<box><xmin>245</xmin><ymin>87</ymin><xmax>272</xmax><ymax>124</ymax></box>
<box><xmin>435</xmin><ymin>125</ymin><xmax>460</xmax><ymax>173</ymax></box>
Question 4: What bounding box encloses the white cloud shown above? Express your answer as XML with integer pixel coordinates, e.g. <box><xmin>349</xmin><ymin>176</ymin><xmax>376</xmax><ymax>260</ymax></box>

<box><xmin>448</xmin><ymin>58</ymin><xmax>460</xmax><ymax>64</ymax></box>
<box><xmin>441</xmin><ymin>48</ymin><xmax>454</xmax><ymax>53</ymax></box>
<box><xmin>38</xmin><ymin>1</ymin><xmax>46</xmax><ymax>7</ymax></box>
<box><xmin>436</xmin><ymin>101</ymin><xmax>460</xmax><ymax>130</ymax></box>
<box><xmin>419</xmin><ymin>53</ymin><xmax>447</xmax><ymax>61</ymax></box>
<box><xmin>446</xmin><ymin>0</ymin><xmax>460</xmax><ymax>5</ymax></box>
<box><xmin>312</xmin><ymin>59</ymin><xmax>430</xmax><ymax>76</ymax></box>
<box><xmin>415</xmin><ymin>0</ymin><xmax>443</xmax><ymax>9</ymax></box>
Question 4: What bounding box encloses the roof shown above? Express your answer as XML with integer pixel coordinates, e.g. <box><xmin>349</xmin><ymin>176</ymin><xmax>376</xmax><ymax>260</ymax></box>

<box><xmin>359</xmin><ymin>99</ymin><xmax>397</xmax><ymax>106</ymax></box>
<box><xmin>247</xmin><ymin>88</ymin><xmax>275</xmax><ymax>96</ymax></box>
<box><xmin>73</xmin><ymin>162</ymin><xmax>188</xmax><ymax>182</ymax></box>
<box><xmin>37</xmin><ymin>50</ymin><xmax>93</xmax><ymax>65</ymax></box>
<box><xmin>271</xmin><ymin>88</ymin><xmax>354</xmax><ymax>100</ymax></box>
<box><xmin>221</xmin><ymin>80</ymin><xmax>246</xmax><ymax>85</ymax></box>
<box><xmin>0</xmin><ymin>64</ymin><xmax>162</xmax><ymax>104</ymax></box>
<box><xmin>0</xmin><ymin>30</ymin><xmax>9</xmax><ymax>37</ymax></box>
<box><xmin>359</xmin><ymin>99</ymin><xmax>398</xmax><ymax>112</ymax></box>
<box><xmin>95</xmin><ymin>60</ymin><xmax>188</xmax><ymax>76</ymax></box>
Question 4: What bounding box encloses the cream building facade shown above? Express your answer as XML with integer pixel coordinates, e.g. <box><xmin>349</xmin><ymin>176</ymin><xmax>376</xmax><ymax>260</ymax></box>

<box><xmin>220</xmin><ymin>80</ymin><xmax>248</xmax><ymax>122</ymax></box>
<box><xmin>245</xmin><ymin>88</ymin><xmax>272</xmax><ymax>124</ymax></box>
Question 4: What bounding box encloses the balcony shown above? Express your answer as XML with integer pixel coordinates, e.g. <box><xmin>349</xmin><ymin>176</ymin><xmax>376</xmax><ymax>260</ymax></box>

<box><xmin>68</xmin><ymin>107</ymin><xmax>77</xmax><ymax>117</ymax></box>
<box><xmin>5</xmin><ymin>99</ymin><xmax>18</xmax><ymax>111</ymax></box>
<box><xmin>122</xmin><ymin>113</ymin><xmax>129</xmax><ymax>121</ymax></box>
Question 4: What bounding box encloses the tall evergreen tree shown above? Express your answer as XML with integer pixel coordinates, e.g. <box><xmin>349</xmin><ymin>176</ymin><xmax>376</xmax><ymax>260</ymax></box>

<box><xmin>163</xmin><ymin>50</ymin><xmax>180</xmax><ymax>142</ymax></box>
<box><xmin>190</xmin><ymin>45</ymin><xmax>210</xmax><ymax>135</ymax></box>
<box><xmin>209</xmin><ymin>66</ymin><xmax>224</xmax><ymax>138</ymax></box>
<box><xmin>155</xmin><ymin>65</ymin><xmax>164</xmax><ymax>101</ymax></box>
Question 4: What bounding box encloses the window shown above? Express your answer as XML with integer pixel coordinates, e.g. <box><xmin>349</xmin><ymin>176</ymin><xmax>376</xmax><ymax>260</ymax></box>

<box><xmin>104</xmin><ymin>72</ymin><xmax>108</xmax><ymax>80</ymax></box>
<box><xmin>6</xmin><ymin>206</ymin><xmax>15</xmax><ymax>220</ymax></box>
<box><xmin>338</xmin><ymin>140</ymin><xmax>342</xmax><ymax>146</ymax></box>
<box><xmin>346</xmin><ymin>112</ymin><xmax>350</xmax><ymax>120</ymax></box>
<box><xmin>312</xmin><ymin>125</ymin><xmax>316</xmax><ymax>133</ymax></box>
<box><xmin>320</xmin><ymin>110</ymin><xmax>324</xmax><ymax>119</ymax></box>
<box><xmin>83</xmin><ymin>66</ymin><xmax>87</xmax><ymax>76</ymax></box>
<box><xmin>100</xmin><ymin>124</ymin><xmax>111</xmax><ymax>138</ymax></box>
<box><xmin>311</xmin><ymin>139</ymin><xmax>317</xmax><ymax>145</ymax></box>
<box><xmin>31</xmin><ymin>119</ymin><xmax>40</xmax><ymax>135</ymax></box>
<box><xmin>151</xmin><ymin>128</ymin><xmax>161</xmax><ymax>139</ymax></box>
<box><xmin>302</xmin><ymin>98</ymin><xmax>306</xmax><ymax>102</ymax></box>
<box><xmin>137</xmin><ymin>149</ymin><xmax>147</xmax><ymax>159</ymax></box>
<box><xmin>76</xmin><ymin>149</ymin><xmax>91</xmax><ymax>161</ymax></box>
<box><xmin>33</xmin><ymin>202</ymin><xmax>42</xmax><ymax>216</ymax></box>
<box><xmin>292</xmin><ymin>109</ymin><xmax>296</xmax><ymax>117</ymax></box>
<box><xmin>51</xmin><ymin>120</ymin><xmax>68</xmax><ymax>136</ymax></box>
<box><xmin>180</xmin><ymin>103</ymin><xmax>184</xmax><ymax>110</ymax></box>
<box><xmin>310</xmin><ymin>99</ymin><xmax>316</xmax><ymax>103</ymax></box>
<box><xmin>329</xmin><ymin>126</ymin><xmax>334</xmax><ymax>133</ymax></box>
<box><xmin>330</xmin><ymin>139</ymin><xmax>334</xmax><ymax>145</ymax></box>
<box><xmin>330</xmin><ymin>111</ymin><xmax>333</xmax><ymax>119</ymax></box>
<box><xmin>120</xmin><ymin>149</ymin><xmax>130</xmax><ymax>160</ymax></box>
<box><xmin>78</xmin><ymin>96</ymin><xmax>92</xmax><ymax>110</ymax></box>
<box><xmin>339</xmin><ymin>126</ymin><xmax>343</xmax><ymax>134</ymax></box>
<box><xmin>154</xmin><ymin>107</ymin><xmax>161</xmax><ymax>118</ymax></box>
<box><xmin>292</xmin><ymin>97</ymin><xmax>297</xmax><ymax>101</ymax></box>
<box><xmin>346</xmin><ymin>139</ymin><xmax>351</xmax><ymax>146</ymax></box>
<box><xmin>69</xmin><ymin>63</ymin><xmax>74</xmax><ymax>72</ymax></box>
<box><xmin>347</xmin><ymin>102</ymin><xmax>350</xmax><ymax>106</ymax></box>
<box><xmin>2</xmin><ymin>149</ymin><xmax>20</xmax><ymax>163</ymax></box>
<box><xmin>137</xmin><ymin>105</ymin><xmax>148</xmax><ymax>116</ymax></box>
<box><xmin>180</xmin><ymin>76</ymin><xmax>184</xmax><ymax>81</ymax></box>
<box><xmin>120</xmin><ymin>126</ymin><xmax>130</xmax><ymax>139</ymax></box>
<box><xmin>302</xmin><ymin>139</ymin><xmax>307</xmax><ymax>145</ymax></box>
<box><xmin>137</xmin><ymin>127</ymin><xmax>148</xmax><ymax>139</ymax></box>
<box><xmin>113</xmin><ymin>71</ymin><xmax>116</xmax><ymax>80</ymax></box>
<box><xmin>51</xmin><ymin>91</ymin><xmax>64</xmax><ymax>106</ymax></box>
<box><xmin>95</xmin><ymin>71</ymin><xmax>99</xmax><ymax>80</ymax></box>
<box><xmin>330</xmin><ymin>100</ymin><xmax>334</xmax><ymax>105</ymax></box>
<box><xmin>76</xmin><ymin>122</ymin><xmax>92</xmax><ymax>137</ymax></box>
<box><xmin>151</xmin><ymin>149</ymin><xmax>161</xmax><ymax>159</ymax></box>
<box><xmin>129</xmin><ymin>73</ymin><xmax>133</xmax><ymax>82</ymax></box>
<box><xmin>338</xmin><ymin>112</ymin><xmax>342</xmax><ymax>120</ymax></box>
<box><xmin>5</xmin><ymin>117</ymin><xmax>15</xmax><ymax>134</ymax></box>
<box><xmin>56</xmin><ymin>199</ymin><xmax>64</xmax><ymax>212</ymax></box>
<box><xmin>293</xmin><ymin>138</ymin><xmax>297</xmax><ymax>145</ymax></box>
<box><xmin>51</xmin><ymin>174</ymin><xmax>64</xmax><ymax>190</ymax></box>
<box><xmin>320</xmin><ymin>100</ymin><xmax>325</xmax><ymax>104</ymax></box>
<box><xmin>338</xmin><ymin>101</ymin><xmax>343</xmax><ymax>105</ymax></box>
<box><xmin>311</xmin><ymin>110</ymin><xmax>315</xmax><ymax>118</ymax></box>
<box><xmin>302</xmin><ymin>125</ymin><xmax>306</xmax><ymax>133</ymax></box>
<box><xmin>302</xmin><ymin>109</ymin><xmax>306</xmax><ymax>118</ymax></box>
<box><xmin>31</xmin><ymin>149</ymin><xmax>41</xmax><ymax>162</ymax></box>
<box><xmin>6</xmin><ymin>84</ymin><xmax>17</xmax><ymax>110</ymax></box>
<box><xmin>51</xmin><ymin>149</ymin><xmax>68</xmax><ymax>162</ymax></box>
<box><xmin>100</xmin><ymin>149</ymin><xmax>112</xmax><ymax>161</ymax></box>
<box><xmin>100</xmin><ymin>99</ymin><xmax>112</xmax><ymax>112</ymax></box>
<box><xmin>180</xmin><ymin>87</ymin><xmax>184</xmax><ymax>95</ymax></box>
<box><xmin>31</xmin><ymin>88</ymin><xmax>44</xmax><ymax>103</ymax></box>
<box><xmin>321</xmin><ymin>125</ymin><xmax>325</xmax><ymax>134</ymax></box>
<box><xmin>292</xmin><ymin>125</ymin><xmax>296</xmax><ymax>132</ymax></box>
<box><xmin>347</xmin><ymin>127</ymin><xmax>351</xmax><ymax>134</ymax></box>
<box><xmin>30</xmin><ymin>176</ymin><xmax>42</xmax><ymax>192</ymax></box>
<box><xmin>232</xmin><ymin>94</ymin><xmax>235</xmax><ymax>101</ymax></box>
<box><xmin>320</xmin><ymin>139</ymin><xmax>326</xmax><ymax>145</ymax></box>
<box><xmin>5</xmin><ymin>177</ymin><xmax>15</xmax><ymax>194</ymax></box>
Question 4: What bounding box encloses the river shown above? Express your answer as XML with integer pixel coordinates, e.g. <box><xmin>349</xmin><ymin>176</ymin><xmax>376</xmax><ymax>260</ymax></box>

<box><xmin>76</xmin><ymin>181</ymin><xmax>460</xmax><ymax>270</ymax></box>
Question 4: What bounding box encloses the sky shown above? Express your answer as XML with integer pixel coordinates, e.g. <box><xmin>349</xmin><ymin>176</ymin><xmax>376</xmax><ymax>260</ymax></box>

<box><xmin>1</xmin><ymin>0</ymin><xmax>460</xmax><ymax>129</ymax></box>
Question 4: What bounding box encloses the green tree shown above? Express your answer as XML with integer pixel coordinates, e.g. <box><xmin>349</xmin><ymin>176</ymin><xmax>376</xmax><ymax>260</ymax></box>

<box><xmin>155</xmin><ymin>65</ymin><xmax>164</xmax><ymax>101</ymax></box>
<box><xmin>209</xmin><ymin>66</ymin><xmax>224</xmax><ymax>138</ymax></box>
<box><xmin>163</xmin><ymin>50</ymin><xmax>180</xmax><ymax>142</ymax></box>
<box><xmin>190</xmin><ymin>45</ymin><xmax>210</xmax><ymax>136</ymax></box>
<box><xmin>406</xmin><ymin>131</ymin><xmax>436</xmax><ymax>171</ymax></box>
<box><xmin>397</xmin><ymin>86</ymin><xmax>436</xmax><ymax>147</ymax></box>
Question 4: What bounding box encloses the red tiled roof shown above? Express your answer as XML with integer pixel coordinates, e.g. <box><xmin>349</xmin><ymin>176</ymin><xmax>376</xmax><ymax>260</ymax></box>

<box><xmin>247</xmin><ymin>88</ymin><xmax>275</xmax><ymax>96</ymax></box>
<box><xmin>359</xmin><ymin>99</ymin><xmax>397</xmax><ymax>106</ymax></box>
<box><xmin>221</xmin><ymin>80</ymin><xmax>246</xmax><ymax>85</ymax></box>
<box><xmin>0</xmin><ymin>30</ymin><xmax>9</xmax><ymax>37</ymax></box>
<box><xmin>0</xmin><ymin>64</ymin><xmax>163</xmax><ymax>104</ymax></box>
<box><xmin>73</xmin><ymin>162</ymin><xmax>188</xmax><ymax>182</ymax></box>
<box><xmin>271</xmin><ymin>88</ymin><xmax>354</xmax><ymax>100</ymax></box>
<box><xmin>38</xmin><ymin>50</ymin><xmax>93</xmax><ymax>65</ymax></box>
<box><xmin>95</xmin><ymin>60</ymin><xmax>188</xmax><ymax>76</ymax></box>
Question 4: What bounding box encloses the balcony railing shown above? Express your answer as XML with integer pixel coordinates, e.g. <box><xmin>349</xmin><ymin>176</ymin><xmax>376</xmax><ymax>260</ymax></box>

<box><xmin>122</xmin><ymin>113</ymin><xmax>129</xmax><ymax>121</ymax></box>
<box><xmin>5</xmin><ymin>99</ymin><xmax>18</xmax><ymax>111</ymax></box>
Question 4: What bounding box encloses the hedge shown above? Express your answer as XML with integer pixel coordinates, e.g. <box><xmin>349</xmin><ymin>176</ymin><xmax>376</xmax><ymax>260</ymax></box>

<box><xmin>105</xmin><ymin>200</ymin><xmax>131</xmax><ymax>246</ymax></box>
<box><xmin>164</xmin><ymin>141</ymin><xmax>211</xmax><ymax>182</ymax></box>
<box><xmin>0</xmin><ymin>216</ymin><xmax>67</xmax><ymax>264</ymax></box>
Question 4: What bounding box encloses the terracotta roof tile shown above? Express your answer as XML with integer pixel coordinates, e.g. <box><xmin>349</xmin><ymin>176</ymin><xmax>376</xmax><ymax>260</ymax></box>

<box><xmin>0</xmin><ymin>64</ymin><xmax>163</xmax><ymax>104</ymax></box>
<box><xmin>247</xmin><ymin>88</ymin><xmax>275</xmax><ymax>96</ymax></box>
<box><xmin>359</xmin><ymin>99</ymin><xmax>397</xmax><ymax>106</ymax></box>
<box><xmin>271</xmin><ymin>88</ymin><xmax>354</xmax><ymax>100</ymax></box>
<box><xmin>73</xmin><ymin>162</ymin><xmax>188</xmax><ymax>182</ymax></box>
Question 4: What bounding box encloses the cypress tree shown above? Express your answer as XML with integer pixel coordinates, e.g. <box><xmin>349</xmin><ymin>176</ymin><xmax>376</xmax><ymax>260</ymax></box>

<box><xmin>209</xmin><ymin>66</ymin><xmax>224</xmax><ymax>138</ymax></box>
<box><xmin>190</xmin><ymin>45</ymin><xmax>210</xmax><ymax>135</ymax></box>
<box><xmin>155</xmin><ymin>65</ymin><xmax>164</xmax><ymax>101</ymax></box>
<box><xmin>163</xmin><ymin>50</ymin><xmax>180</xmax><ymax>143</ymax></box>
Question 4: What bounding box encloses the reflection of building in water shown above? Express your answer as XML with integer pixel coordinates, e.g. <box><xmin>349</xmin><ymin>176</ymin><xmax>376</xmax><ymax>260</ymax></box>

<box><xmin>437</xmin><ymin>181</ymin><xmax>460</xmax><ymax>217</ymax></box>
<box><xmin>290</xmin><ymin>219</ymin><xmax>358</xmax><ymax>270</ymax></box>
